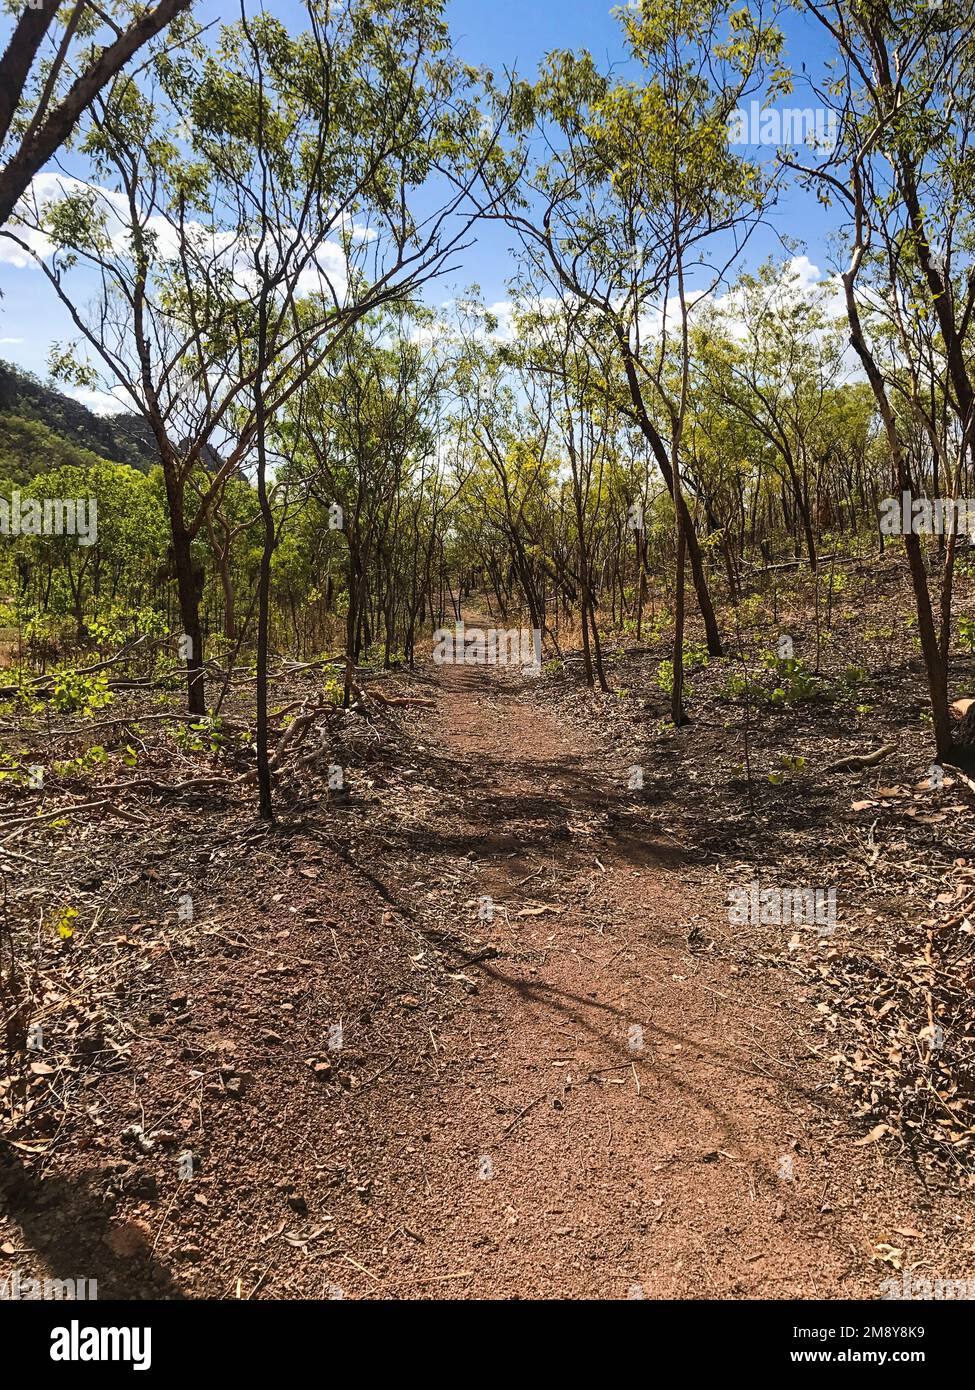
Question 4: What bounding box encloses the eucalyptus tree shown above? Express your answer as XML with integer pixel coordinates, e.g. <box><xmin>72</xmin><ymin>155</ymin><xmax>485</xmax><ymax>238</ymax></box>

<box><xmin>821</xmin><ymin>383</ymin><xmax>884</xmax><ymax>548</ymax></box>
<box><xmin>3</xmin><ymin>0</ymin><xmax>511</xmax><ymax>746</ymax></box>
<box><xmin>679</xmin><ymin>375</ymin><xmax>758</xmax><ymax>596</ymax></box>
<box><xmin>203</xmin><ymin>476</ymin><xmax>261</xmax><ymax>642</ymax></box>
<box><xmin>788</xmin><ymin>0</ymin><xmax>975</xmax><ymax>757</ymax></box>
<box><xmin>199</xmin><ymin>0</ymin><xmax>508</xmax><ymax>816</ymax></box>
<box><xmin>501</xmin><ymin>293</ymin><xmax>623</xmax><ymax>688</ymax></box>
<box><xmin>290</xmin><ymin>314</ymin><xmax>447</xmax><ymax>705</ymax></box>
<box><xmin>488</xmin><ymin>0</ymin><xmax>789</xmax><ymax>693</ymax></box>
<box><xmin>696</xmin><ymin>259</ymin><xmax>846</xmax><ymax>571</ymax></box>
<box><xmin>0</xmin><ymin>0</ymin><xmax>195</xmax><ymax>230</ymax></box>
<box><xmin>457</xmin><ymin>331</ymin><xmax>563</xmax><ymax>652</ymax></box>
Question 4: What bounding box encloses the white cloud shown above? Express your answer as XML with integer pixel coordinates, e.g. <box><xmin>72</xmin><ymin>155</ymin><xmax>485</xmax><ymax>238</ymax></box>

<box><xmin>0</xmin><ymin>224</ymin><xmax>53</xmax><ymax>266</ymax></box>
<box><xmin>65</xmin><ymin>385</ymin><xmax>132</xmax><ymax>417</ymax></box>
<box><xmin>416</xmin><ymin>295</ymin><xmax>565</xmax><ymax>349</ymax></box>
<box><xmin>295</xmin><ymin>239</ymin><xmax>349</xmax><ymax>301</ymax></box>
<box><xmin>4</xmin><ymin>174</ymin><xmax>353</xmax><ymax>305</ymax></box>
<box><xmin>699</xmin><ymin>254</ymin><xmax>845</xmax><ymax>340</ymax></box>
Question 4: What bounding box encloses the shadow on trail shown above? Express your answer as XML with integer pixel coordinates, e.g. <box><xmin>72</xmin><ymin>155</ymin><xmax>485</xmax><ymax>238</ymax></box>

<box><xmin>0</xmin><ymin>1154</ymin><xmax>185</xmax><ymax>1300</ymax></box>
<box><xmin>474</xmin><ymin>959</ymin><xmax>827</xmax><ymax>1185</ymax></box>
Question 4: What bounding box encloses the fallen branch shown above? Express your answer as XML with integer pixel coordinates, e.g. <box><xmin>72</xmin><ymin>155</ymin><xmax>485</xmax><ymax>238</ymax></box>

<box><xmin>268</xmin><ymin>699</ymin><xmax>329</xmax><ymax>772</ymax></box>
<box><xmin>0</xmin><ymin>797</ymin><xmax>148</xmax><ymax>832</ymax></box>
<box><xmin>47</xmin><ymin>711</ymin><xmax>249</xmax><ymax>737</ymax></box>
<box><xmin>825</xmin><ymin>742</ymin><xmax>897</xmax><ymax>773</ymax></box>
<box><xmin>0</xmin><ymin>636</ymin><xmax>152</xmax><ymax>698</ymax></box>
<box><xmin>366</xmin><ymin>689</ymin><xmax>435</xmax><ymax>709</ymax></box>
<box><xmin>950</xmin><ymin>766</ymin><xmax>975</xmax><ymax>797</ymax></box>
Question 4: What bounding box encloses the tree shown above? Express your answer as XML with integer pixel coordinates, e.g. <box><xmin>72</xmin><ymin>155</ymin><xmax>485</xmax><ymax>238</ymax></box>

<box><xmin>697</xmin><ymin>259</ymin><xmax>846</xmax><ymax>571</ymax></box>
<box><xmin>0</xmin><ymin>0</ymin><xmax>194</xmax><ymax>230</ymax></box>
<box><xmin>4</xmin><ymin>0</ymin><xmax>513</xmax><ymax>740</ymax></box>
<box><xmin>487</xmin><ymin>0</ymin><xmax>790</xmax><ymax>680</ymax></box>
<box><xmin>790</xmin><ymin>0</ymin><xmax>975</xmax><ymax>757</ymax></box>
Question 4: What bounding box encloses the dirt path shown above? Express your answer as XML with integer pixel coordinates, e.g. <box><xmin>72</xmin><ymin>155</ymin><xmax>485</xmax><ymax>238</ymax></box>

<box><xmin>5</xmin><ymin>650</ymin><xmax>964</xmax><ymax>1302</ymax></box>
<box><xmin>369</xmin><ymin>658</ymin><xmax>887</xmax><ymax>1299</ymax></box>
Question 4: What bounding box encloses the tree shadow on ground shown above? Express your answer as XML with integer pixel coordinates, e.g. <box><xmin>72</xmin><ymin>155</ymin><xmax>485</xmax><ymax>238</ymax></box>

<box><xmin>0</xmin><ymin>1154</ymin><xmax>185</xmax><ymax>1300</ymax></box>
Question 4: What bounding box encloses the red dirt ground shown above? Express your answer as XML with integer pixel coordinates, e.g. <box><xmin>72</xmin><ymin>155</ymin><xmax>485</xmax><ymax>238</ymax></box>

<box><xmin>2</xmin><ymin>649</ymin><xmax>973</xmax><ymax>1299</ymax></box>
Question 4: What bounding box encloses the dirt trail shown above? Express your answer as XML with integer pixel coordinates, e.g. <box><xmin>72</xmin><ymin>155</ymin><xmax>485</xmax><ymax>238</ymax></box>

<box><xmin>5</xmin><ymin>647</ymin><xmax>958</xmax><ymax>1302</ymax></box>
<box><xmin>374</xmin><ymin>658</ymin><xmax>884</xmax><ymax>1299</ymax></box>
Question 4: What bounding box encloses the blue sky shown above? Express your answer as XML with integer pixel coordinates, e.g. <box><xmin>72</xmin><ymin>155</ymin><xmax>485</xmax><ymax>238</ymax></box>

<box><xmin>0</xmin><ymin>0</ymin><xmax>843</xmax><ymax>395</ymax></box>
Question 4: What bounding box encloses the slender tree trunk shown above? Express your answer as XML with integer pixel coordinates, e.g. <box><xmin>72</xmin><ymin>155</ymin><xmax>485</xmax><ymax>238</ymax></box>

<box><xmin>616</xmin><ymin>335</ymin><xmax>723</xmax><ymax>655</ymax></box>
<box><xmin>254</xmin><ymin>352</ymin><xmax>275</xmax><ymax>821</ymax></box>
<box><xmin>171</xmin><ymin>524</ymin><xmax>206</xmax><ymax>715</ymax></box>
<box><xmin>844</xmin><ymin>264</ymin><xmax>952</xmax><ymax>758</ymax></box>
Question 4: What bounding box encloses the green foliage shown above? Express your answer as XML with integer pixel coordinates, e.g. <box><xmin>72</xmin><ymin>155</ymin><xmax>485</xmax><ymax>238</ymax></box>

<box><xmin>720</xmin><ymin>669</ymin><xmax>764</xmax><ymax>701</ymax></box>
<box><xmin>22</xmin><ymin>610</ymin><xmax>62</xmax><ymax>657</ymax></box>
<box><xmin>86</xmin><ymin>606</ymin><xmax>168</xmax><ymax>650</ymax></box>
<box><xmin>55</xmin><ymin>745</ymin><xmax>109</xmax><ymax>779</ymax></box>
<box><xmin>50</xmin><ymin>669</ymin><xmax>113</xmax><ymax>715</ymax></box>
<box><xmin>720</xmin><ymin>649</ymin><xmax>819</xmax><ymax>705</ymax></box>
<box><xmin>768</xmin><ymin>754</ymin><xmax>805</xmax><ymax>784</ymax></box>
<box><xmin>323</xmin><ymin>676</ymin><xmax>344</xmax><ymax>706</ymax></box>
<box><xmin>762</xmin><ymin>650</ymin><xmax>817</xmax><ymax>705</ymax></box>
<box><xmin>174</xmin><ymin>715</ymin><xmax>226</xmax><ymax>754</ymax></box>
<box><xmin>47</xmin><ymin>905</ymin><xmax>79</xmax><ymax>942</ymax></box>
<box><xmin>837</xmin><ymin>663</ymin><xmax>870</xmax><ymax>693</ymax></box>
<box><xmin>656</xmin><ymin>640</ymin><xmax>710</xmax><ymax>697</ymax></box>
